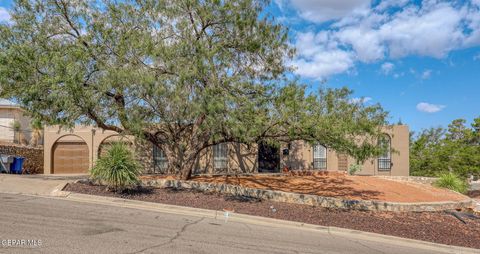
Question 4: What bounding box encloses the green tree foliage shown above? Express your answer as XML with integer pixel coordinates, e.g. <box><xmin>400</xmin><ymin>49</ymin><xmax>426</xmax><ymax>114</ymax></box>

<box><xmin>410</xmin><ymin>117</ymin><xmax>480</xmax><ymax>178</ymax></box>
<box><xmin>0</xmin><ymin>0</ymin><xmax>388</xmax><ymax>179</ymax></box>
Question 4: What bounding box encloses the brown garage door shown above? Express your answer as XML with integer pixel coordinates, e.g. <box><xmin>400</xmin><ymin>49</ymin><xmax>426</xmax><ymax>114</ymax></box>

<box><xmin>52</xmin><ymin>141</ymin><xmax>89</xmax><ymax>174</ymax></box>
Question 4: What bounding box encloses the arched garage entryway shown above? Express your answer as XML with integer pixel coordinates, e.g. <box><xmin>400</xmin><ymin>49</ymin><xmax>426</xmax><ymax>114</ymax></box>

<box><xmin>97</xmin><ymin>135</ymin><xmax>132</xmax><ymax>158</ymax></box>
<box><xmin>52</xmin><ymin>135</ymin><xmax>89</xmax><ymax>174</ymax></box>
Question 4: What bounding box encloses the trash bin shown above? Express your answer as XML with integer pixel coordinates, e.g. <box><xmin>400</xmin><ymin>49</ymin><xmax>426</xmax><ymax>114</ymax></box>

<box><xmin>10</xmin><ymin>157</ymin><xmax>25</xmax><ymax>174</ymax></box>
<box><xmin>0</xmin><ymin>155</ymin><xmax>14</xmax><ymax>173</ymax></box>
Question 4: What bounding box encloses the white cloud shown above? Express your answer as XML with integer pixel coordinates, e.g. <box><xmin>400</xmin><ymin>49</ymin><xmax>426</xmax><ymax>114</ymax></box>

<box><xmin>287</xmin><ymin>0</ymin><xmax>371</xmax><ymax>23</ymax></box>
<box><xmin>0</xmin><ymin>7</ymin><xmax>10</xmax><ymax>23</ymax></box>
<box><xmin>421</xmin><ymin>69</ymin><xmax>432</xmax><ymax>79</ymax></box>
<box><xmin>375</xmin><ymin>0</ymin><xmax>409</xmax><ymax>11</ymax></box>
<box><xmin>287</xmin><ymin>1</ymin><xmax>480</xmax><ymax>79</ymax></box>
<box><xmin>291</xmin><ymin>31</ymin><xmax>355</xmax><ymax>79</ymax></box>
<box><xmin>350</xmin><ymin>97</ymin><xmax>372</xmax><ymax>104</ymax></box>
<box><xmin>0</xmin><ymin>98</ymin><xmax>16</xmax><ymax>106</ymax></box>
<box><xmin>380</xmin><ymin>62</ymin><xmax>394</xmax><ymax>75</ymax></box>
<box><xmin>416</xmin><ymin>102</ymin><xmax>445</xmax><ymax>113</ymax></box>
<box><xmin>293</xmin><ymin>49</ymin><xmax>354</xmax><ymax>79</ymax></box>
<box><xmin>393</xmin><ymin>72</ymin><xmax>404</xmax><ymax>78</ymax></box>
<box><xmin>474</xmin><ymin>53</ymin><xmax>480</xmax><ymax>60</ymax></box>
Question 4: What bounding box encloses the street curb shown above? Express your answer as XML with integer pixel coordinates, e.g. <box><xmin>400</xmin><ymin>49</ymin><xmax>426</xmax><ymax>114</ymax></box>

<box><xmin>50</xmin><ymin>182</ymin><xmax>70</xmax><ymax>197</ymax></box>
<box><xmin>59</xmin><ymin>191</ymin><xmax>478</xmax><ymax>254</ymax></box>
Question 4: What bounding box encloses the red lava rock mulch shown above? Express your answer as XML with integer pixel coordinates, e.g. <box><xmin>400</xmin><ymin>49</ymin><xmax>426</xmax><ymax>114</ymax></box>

<box><xmin>65</xmin><ymin>182</ymin><xmax>480</xmax><ymax>249</ymax></box>
<box><xmin>142</xmin><ymin>173</ymin><xmax>467</xmax><ymax>203</ymax></box>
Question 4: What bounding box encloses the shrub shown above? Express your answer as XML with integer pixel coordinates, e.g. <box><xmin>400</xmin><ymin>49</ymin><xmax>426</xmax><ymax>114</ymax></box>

<box><xmin>348</xmin><ymin>164</ymin><xmax>362</xmax><ymax>175</ymax></box>
<box><xmin>434</xmin><ymin>172</ymin><xmax>468</xmax><ymax>194</ymax></box>
<box><xmin>90</xmin><ymin>142</ymin><xmax>142</xmax><ymax>192</ymax></box>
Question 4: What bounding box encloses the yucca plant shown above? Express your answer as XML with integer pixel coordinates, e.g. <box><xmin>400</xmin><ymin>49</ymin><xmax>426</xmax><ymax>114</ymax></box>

<box><xmin>434</xmin><ymin>172</ymin><xmax>468</xmax><ymax>194</ymax></box>
<box><xmin>90</xmin><ymin>142</ymin><xmax>142</xmax><ymax>192</ymax></box>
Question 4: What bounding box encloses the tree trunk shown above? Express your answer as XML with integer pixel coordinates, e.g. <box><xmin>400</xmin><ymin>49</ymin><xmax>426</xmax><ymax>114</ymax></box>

<box><xmin>164</xmin><ymin>145</ymin><xmax>199</xmax><ymax>180</ymax></box>
<box><xmin>178</xmin><ymin>151</ymin><xmax>198</xmax><ymax>180</ymax></box>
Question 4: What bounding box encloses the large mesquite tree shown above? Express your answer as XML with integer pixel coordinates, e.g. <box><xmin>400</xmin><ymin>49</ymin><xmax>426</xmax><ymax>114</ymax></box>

<box><xmin>0</xmin><ymin>0</ymin><xmax>388</xmax><ymax>179</ymax></box>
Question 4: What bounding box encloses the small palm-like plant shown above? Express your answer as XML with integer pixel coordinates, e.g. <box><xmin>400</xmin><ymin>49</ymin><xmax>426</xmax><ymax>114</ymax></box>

<box><xmin>348</xmin><ymin>164</ymin><xmax>362</xmax><ymax>175</ymax></box>
<box><xmin>434</xmin><ymin>172</ymin><xmax>468</xmax><ymax>194</ymax></box>
<box><xmin>90</xmin><ymin>142</ymin><xmax>142</xmax><ymax>192</ymax></box>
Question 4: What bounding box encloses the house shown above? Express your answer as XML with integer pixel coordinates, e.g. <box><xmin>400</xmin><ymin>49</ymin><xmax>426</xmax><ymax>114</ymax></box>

<box><xmin>43</xmin><ymin>125</ymin><xmax>409</xmax><ymax>176</ymax></box>
<box><xmin>0</xmin><ymin>99</ymin><xmax>35</xmax><ymax>145</ymax></box>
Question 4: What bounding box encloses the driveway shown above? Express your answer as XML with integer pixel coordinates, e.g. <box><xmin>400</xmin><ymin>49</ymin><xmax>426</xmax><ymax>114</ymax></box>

<box><xmin>0</xmin><ymin>193</ymin><xmax>468</xmax><ymax>254</ymax></box>
<box><xmin>0</xmin><ymin>174</ymin><xmax>80</xmax><ymax>196</ymax></box>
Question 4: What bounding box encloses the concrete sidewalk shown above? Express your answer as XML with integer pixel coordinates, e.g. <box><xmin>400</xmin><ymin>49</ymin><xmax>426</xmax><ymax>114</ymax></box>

<box><xmin>0</xmin><ymin>174</ymin><xmax>76</xmax><ymax>196</ymax></box>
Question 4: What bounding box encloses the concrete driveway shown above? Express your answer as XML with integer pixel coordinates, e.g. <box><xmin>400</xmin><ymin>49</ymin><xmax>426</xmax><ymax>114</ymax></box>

<box><xmin>0</xmin><ymin>174</ymin><xmax>81</xmax><ymax>196</ymax></box>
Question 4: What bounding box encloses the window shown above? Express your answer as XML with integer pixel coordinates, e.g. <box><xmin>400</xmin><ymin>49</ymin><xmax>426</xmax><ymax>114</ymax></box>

<box><xmin>213</xmin><ymin>143</ymin><xmax>228</xmax><ymax>169</ymax></box>
<box><xmin>153</xmin><ymin>145</ymin><xmax>168</xmax><ymax>173</ymax></box>
<box><xmin>313</xmin><ymin>144</ymin><xmax>327</xmax><ymax>169</ymax></box>
<box><xmin>378</xmin><ymin>135</ymin><xmax>391</xmax><ymax>170</ymax></box>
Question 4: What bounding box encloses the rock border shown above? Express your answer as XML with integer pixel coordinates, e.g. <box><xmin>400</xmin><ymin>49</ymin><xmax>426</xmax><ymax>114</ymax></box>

<box><xmin>373</xmin><ymin>176</ymin><xmax>438</xmax><ymax>185</ymax></box>
<box><xmin>142</xmin><ymin>179</ymin><xmax>473</xmax><ymax>212</ymax></box>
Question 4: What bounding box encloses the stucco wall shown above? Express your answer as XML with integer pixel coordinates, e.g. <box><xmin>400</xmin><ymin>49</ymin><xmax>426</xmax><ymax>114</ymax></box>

<box><xmin>280</xmin><ymin>125</ymin><xmax>410</xmax><ymax>176</ymax></box>
<box><xmin>44</xmin><ymin>125</ymin><xmax>409</xmax><ymax>176</ymax></box>
<box><xmin>193</xmin><ymin>143</ymin><xmax>258</xmax><ymax>174</ymax></box>
<box><xmin>43</xmin><ymin>126</ymin><xmax>128</xmax><ymax>174</ymax></box>
<box><xmin>44</xmin><ymin>126</ymin><xmax>258</xmax><ymax>174</ymax></box>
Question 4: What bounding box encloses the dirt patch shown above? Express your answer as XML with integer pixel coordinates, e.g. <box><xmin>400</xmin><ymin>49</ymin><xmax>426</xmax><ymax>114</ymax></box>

<box><xmin>142</xmin><ymin>173</ymin><xmax>466</xmax><ymax>203</ymax></box>
<box><xmin>65</xmin><ymin>182</ymin><xmax>480</xmax><ymax>249</ymax></box>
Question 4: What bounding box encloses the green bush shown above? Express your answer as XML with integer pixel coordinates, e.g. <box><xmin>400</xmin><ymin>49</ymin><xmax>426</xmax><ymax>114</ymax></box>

<box><xmin>433</xmin><ymin>172</ymin><xmax>468</xmax><ymax>194</ymax></box>
<box><xmin>90</xmin><ymin>142</ymin><xmax>142</xmax><ymax>192</ymax></box>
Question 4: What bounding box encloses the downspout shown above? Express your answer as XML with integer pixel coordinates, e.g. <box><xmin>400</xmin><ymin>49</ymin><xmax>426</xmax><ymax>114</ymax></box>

<box><xmin>91</xmin><ymin>128</ymin><xmax>96</xmax><ymax>169</ymax></box>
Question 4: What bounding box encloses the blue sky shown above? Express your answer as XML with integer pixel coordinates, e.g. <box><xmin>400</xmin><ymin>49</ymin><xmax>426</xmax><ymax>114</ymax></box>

<box><xmin>1</xmin><ymin>0</ymin><xmax>479</xmax><ymax>132</ymax></box>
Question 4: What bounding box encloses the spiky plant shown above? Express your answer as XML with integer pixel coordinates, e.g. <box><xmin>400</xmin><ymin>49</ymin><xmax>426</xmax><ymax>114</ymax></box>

<box><xmin>90</xmin><ymin>142</ymin><xmax>142</xmax><ymax>192</ymax></box>
<box><xmin>434</xmin><ymin>172</ymin><xmax>468</xmax><ymax>194</ymax></box>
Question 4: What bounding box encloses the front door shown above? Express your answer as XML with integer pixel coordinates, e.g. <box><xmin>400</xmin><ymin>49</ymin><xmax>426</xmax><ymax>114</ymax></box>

<box><xmin>258</xmin><ymin>142</ymin><xmax>280</xmax><ymax>173</ymax></box>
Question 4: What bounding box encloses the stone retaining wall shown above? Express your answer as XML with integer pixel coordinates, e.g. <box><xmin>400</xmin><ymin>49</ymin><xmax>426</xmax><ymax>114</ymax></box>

<box><xmin>142</xmin><ymin>179</ymin><xmax>473</xmax><ymax>212</ymax></box>
<box><xmin>373</xmin><ymin>176</ymin><xmax>438</xmax><ymax>185</ymax></box>
<box><xmin>0</xmin><ymin>143</ymin><xmax>44</xmax><ymax>173</ymax></box>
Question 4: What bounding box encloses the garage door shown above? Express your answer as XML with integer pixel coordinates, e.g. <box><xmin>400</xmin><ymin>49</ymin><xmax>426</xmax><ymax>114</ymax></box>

<box><xmin>52</xmin><ymin>141</ymin><xmax>89</xmax><ymax>174</ymax></box>
<box><xmin>0</xmin><ymin>118</ymin><xmax>14</xmax><ymax>142</ymax></box>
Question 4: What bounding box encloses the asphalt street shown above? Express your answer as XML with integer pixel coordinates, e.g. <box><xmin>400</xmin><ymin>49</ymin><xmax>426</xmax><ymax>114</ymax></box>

<box><xmin>0</xmin><ymin>193</ymin><xmax>465</xmax><ymax>254</ymax></box>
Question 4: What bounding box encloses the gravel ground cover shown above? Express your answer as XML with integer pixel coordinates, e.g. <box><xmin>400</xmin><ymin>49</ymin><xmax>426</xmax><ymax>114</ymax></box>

<box><xmin>65</xmin><ymin>182</ymin><xmax>480</xmax><ymax>249</ymax></box>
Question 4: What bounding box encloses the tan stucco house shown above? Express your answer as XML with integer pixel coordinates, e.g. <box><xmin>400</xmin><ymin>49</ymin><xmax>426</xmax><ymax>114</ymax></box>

<box><xmin>0</xmin><ymin>99</ymin><xmax>35</xmax><ymax>145</ymax></box>
<box><xmin>43</xmin><ymin>125</ymin><xmax>409</xmax><ymax>176</ymax></box>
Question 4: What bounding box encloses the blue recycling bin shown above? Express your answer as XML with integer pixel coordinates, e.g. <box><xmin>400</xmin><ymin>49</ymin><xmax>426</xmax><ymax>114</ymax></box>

<box><xmin>10</xmin><ymin>157</ymin><xmax>25</xmax><ymax>174</ymax></box>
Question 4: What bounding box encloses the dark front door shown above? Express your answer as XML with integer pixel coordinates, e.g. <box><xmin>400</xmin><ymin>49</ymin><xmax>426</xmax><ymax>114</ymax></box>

<box><xmin>258</xmin><ymin>142</ymin><xmax>280</xmax><ymax>173</ymax></box>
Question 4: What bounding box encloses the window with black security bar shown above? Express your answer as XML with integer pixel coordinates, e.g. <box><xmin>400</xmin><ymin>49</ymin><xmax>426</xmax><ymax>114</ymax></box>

<box><xmin>153</xmin><ymin>145</ymin><xmax>168</xmax><ymax>173</ymax></box>
<box><xmin>214</xmin><ymin>143</ymin><xmax>228</xmax><ymax>170</ymax></box>
<box><xmin>378</xmin><ymin>135</ymin><xmax>392</xmax><ymax>171</ymax></box>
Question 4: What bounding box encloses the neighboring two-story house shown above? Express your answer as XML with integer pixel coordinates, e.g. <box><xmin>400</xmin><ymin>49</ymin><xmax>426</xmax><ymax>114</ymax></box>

<box><xmin>0</xmin><ymin>99</ymin><xmax>34</xmax><ymax>145</ymax></box>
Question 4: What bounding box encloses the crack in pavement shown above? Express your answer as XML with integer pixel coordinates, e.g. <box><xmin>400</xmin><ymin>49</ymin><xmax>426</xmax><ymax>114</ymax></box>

<box><xmin>327</xmin><ymin>227</ymin><xmax>387</xmax><ymax>254</ymax></box>
<box><xmin>130</xmin><ymin>217</ymin><xmax>205</xmax><ymax>254</ymax></box>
